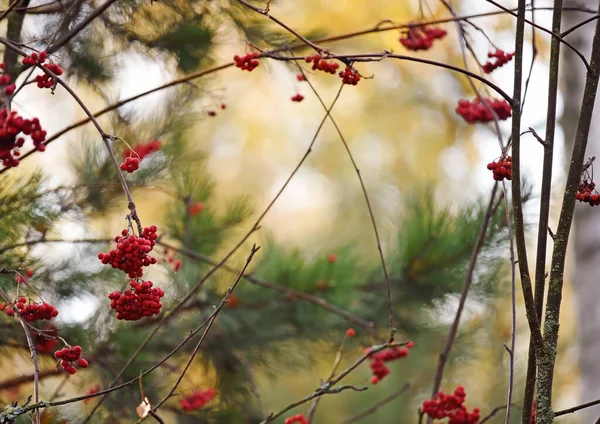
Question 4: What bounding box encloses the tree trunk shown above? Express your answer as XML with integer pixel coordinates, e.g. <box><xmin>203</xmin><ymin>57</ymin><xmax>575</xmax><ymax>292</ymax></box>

<box><xmin>562</xmin><ymin>1</ymin><xmax>600</xmax><ymax>422</ymax></box>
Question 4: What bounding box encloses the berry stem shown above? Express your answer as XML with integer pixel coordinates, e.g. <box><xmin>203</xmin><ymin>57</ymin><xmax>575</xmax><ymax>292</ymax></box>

<box><xmin>0</xmin><ymin>286</ymin><xmax>41</xmax><ymax>424</ymax></box>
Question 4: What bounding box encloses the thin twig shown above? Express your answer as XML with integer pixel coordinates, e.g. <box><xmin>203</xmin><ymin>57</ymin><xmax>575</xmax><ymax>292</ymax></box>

<box><xmin>0</xmin><ymin>286</ymin><xmax>41</xmax><ymax>424</ymax></box>
<box><xmin>148</xmin><ymin>245</ymin><xmax>260</xmax><ymax>415</ymax></box>
<box><xmin>341</xmin><ymin>382</ymin><xmax>411</xmax><ymax>424</ymax></box>
<box><xmin>502</xmin><ymin>180</ymin><xmax>517</xmax><ymax>424</ymax></box>
<box><xmin>430</xmin><ymin>183</ymin><xmax>499</xmax><ymax>396</ymax></box>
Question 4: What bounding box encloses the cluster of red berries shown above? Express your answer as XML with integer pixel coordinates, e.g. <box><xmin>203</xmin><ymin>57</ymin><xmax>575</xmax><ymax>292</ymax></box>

<box><xmin>108</xmin><ymin>280</ymin><xmax>165</xmax><ymax>321</ymax></box>
<box><xmin>120</xmin><ymin>156</ymin><xmax>140</xmax><ymax>173</ymax></box>
<box><xmin>455</xmin><ymin>98</ymin><xmax>512</xmax><ymax>123</ymax></box>
<box><xmin>0</xmin><ymin>109</ymin><xmax>47</xmax><ymax>168</ymax></box>
<box><xmin>367</xmin><ymin>340</ymin><xmax>414</xmax><ymax>384</ymax></box>
<box><xmin>284</xmin><ymin>414</ymin><xmax>308</xmax><ymax>424</ymax></box>
<box><xmin>483</xmin><ymin>50</ymin><xmax>515</xmax><ymax>73</ymax></box>
<box><xmin>486</xmin><ymin>155</ymin><xmax>512</xmax><ymax>181</ymax></box>
<box><xmin>291</xmin><ymin>93</ymin><xmax>304</xmax><ymax>102</ymax></box>
<box><xmin>234</xmin><ymin>52</ymin><xmax>260</xmax><ymax>71</ymax></box>
<box><xmin>421</xmin><ymin>386</ymin><xmax>480</xmax><ymax>424</ymax></box>
<box><xmin>54</xmin><ymin>345</ymin><xmax>88</xmax><ymax>374</ymax></box>
<box><xmin>15</xmin><ymin>268</ymin><xmax>34</xmax><ymax>284</ymax></box>
<box><xmin>0</xmin><ymin>63</ymin><xmax>16</xmax><ymax>96</ymax></box>
<box><xmin>339</xmin><ymin>67</ymin><xmax>361</xmax><ymax>85</ymax></box>
<box><xmin>180</xmin><ymin>388</ymin><xmax>217</xmax><ymax>411</ymax></box>
<box><xmin>22</xmin><ymin>51</ymin><xmax>64</xmax><ymax>89</ymax></box>
<box><xmin>33</xmin><ymin>326</ymin><xmax>59</xmax><ymax>354</ymax></box>
<box><xmin>399</xmin><ymin>25</ymin><xmax>447</xmax><ymax>51</ymax></box>
<box><xmin>576</xmin><ymin>180</ymin><xmax>600</xmax><ymax>206</ymax></box>
<box><xmin>16</xmin><ymin>297</ymin><xmax>58</xmax><ymax>321</ymax></box>
<box><xmin>123</xmin><ymin>139</ymin><xmax>161</xmax><ymax>160</ymax></box>
<box><xmin>306</xmin><ymin>54</ymin><xmax>340</xmax><ymax>74</ymax></box>
<box><xmin>98</xmin><ymin>226</ymin><xmax>158</xmax><ymax>278</ymax></box>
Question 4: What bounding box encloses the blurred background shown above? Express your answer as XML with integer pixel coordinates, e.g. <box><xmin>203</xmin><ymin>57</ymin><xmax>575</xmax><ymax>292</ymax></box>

<box><xmin>1</xmin><ymin>0</ymin><xmax>597</xmax><ymax>422</ymax></box>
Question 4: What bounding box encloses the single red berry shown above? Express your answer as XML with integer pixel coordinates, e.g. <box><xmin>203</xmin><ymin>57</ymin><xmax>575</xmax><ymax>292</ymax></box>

<box><xmin>346</xmin><ymin>328</ymin><xmax>356</xmax><ymax>337</ymax></box>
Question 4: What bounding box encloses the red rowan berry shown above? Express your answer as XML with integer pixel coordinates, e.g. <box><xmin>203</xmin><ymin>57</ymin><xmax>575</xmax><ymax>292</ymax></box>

<box><xmin>98</xmin><ymin>227</ymin><xmax>158</xmax><ymax>277</ymax></box>
<box><xmin>180</xmin><ymin>388</ymin><xmax>217</xmax><ymax>411</ymax></box>
<box><xmin>483</xmin><ymin>49</ymin><xmax>515</xmax><ymax>73</ymax></box>
<box><xmin>456</xmin><ymin>98</ymin><xmax>512</xmax><ymax>123</ymax></box>
<box><xmin>188</xmin><ymin>201</ymin><xmax>204</xmax><ymax>216</ymax></box>
<box><xmin>120</xmin><ymin>156</ymin><xmax>140</xmax><ymax>173</ymax></box>
<box><xmin>108</xmin><ymin>280</ymin><xmax>165</xmax><ymax>321</ymax></box>
<box><xmin>399</xmin><ymin>24</ymin><xmax>447</xmax><ymax>51</ymax></box>
<box><xmin>291</xmin><ymin>93</ymin><xmax>304</xmax><ymax>102</ymax></box>
<box><xmin>421</xmin><ymin>386</ymin><xmax>480</xmax><ymax>424</ymax></box>
<box><xmin>0</xmin><ymin>108</ymin><xmax>47</xmax><ymax>168</ymax></box>
<box><xmin>305</xmin><ymin>54</ymin><xmax>339</xmax><ymax>74</ymax></box>
<box><xmin>296</xmin><ymin>73</ymin><xmax>305</xmax><ymax>81</ymax></box>
<box><xmin>576</xmin><ymin>177</ymin><xmax>600</xmax><ymax>206</ymax></box>
<box><xmin>326</xmin><ymin>253</ymin><xmax>337</xmax><ymax>264</ymax></box>
<box><xmin>487</xmin><ymin>155</ymin><xmax>512</xmax><ymax>181</ymax></box>
<box><xmin>284</xmin><ymin>414</ymin><xmax>309</xmax><ymax>424</ymax></box>
<box><xmin>54</xmin><ymin>345</ymin><xmax>87</xmax><ymax>374</ymax></box>
<box><xmin>346</xmin><ymin>328</ymin><xmax>356</xmax><ymax>337</ymax></box>
<box><xmin>339</xmin><ymin>67</ymin><xmax>361</xmax><ymax>85</ymax></box>
<box><xmin>234</xmin><ymin>52</ymin><xmax>260</xmax><ymax>71</ymax></box>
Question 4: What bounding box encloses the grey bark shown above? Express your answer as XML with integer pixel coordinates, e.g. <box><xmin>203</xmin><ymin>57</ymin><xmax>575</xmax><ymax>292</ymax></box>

<box><xmin>562</xmin><ymin>1</ymin><xmax>600</xmax><ymax>422</ymax></box>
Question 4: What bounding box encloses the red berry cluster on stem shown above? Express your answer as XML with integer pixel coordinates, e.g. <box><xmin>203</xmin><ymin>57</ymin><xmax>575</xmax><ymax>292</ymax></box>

<box><xmin>284</xmin><ymin>414</ymin><xmax>308</xmax><ymax>424</ymax></box>
<box><xmin>576</xmin><ymin>180</ymin><xmax>600</xmax><ymax>206</ymax></box>
<box><xmin>367</xmin><ymin>340</ymin><xmax>414</xmax><ymax>384</ymax></box>
<box><xmin>54</xmin><ymin>345</ymin><xmax>88</xmax><ymax>374</ymax></box>
<box><xmin>0</xmin><ymin>110</ymin><xmax>47</xmax><ymax>168</ymax></box>
<box><xmin>339</xmin><ymin>66</ymin><xmax>360</xmax><ymax>85</ymax></box>
<box><xmin>15</xmin><ymin>297</ymin><xmax>58</xmax><ymax>321</ymax></box>
<box><xmin>180</xmin><ymin>388</ymin><xmax>217</xmax><ymax>411</ymax></box>
<box><xmin>483</xmin><ymin>50</ymin><xmax>515</xmax><ymax>73</ymax></box>
<box><xmin>234</xmin><ymin>52</ymin><xmax>260</xmax><ymax>71</ymax></box>
<box><xmin>108</xmin><ymin>280</ymin><xmax>165</xmax><ymax>321</ymax></box>
<box><xmin>0</xmin><ymin>63</ymin><xmax>16</xmax><ymax>96</ymax></box>
<box><xmin>421</xmin><ymin>386</ymin><xmax>480</xmax><ymax>424</ymax></box>
<box><xmin>306</xmin><ymin>54</ymin><xmax>339</xmax><ymax>74</ymax></box>
<box><xmin>97</xmin><ymin>226</ymin><xmax>158</xmax><ymax>278</ymax></box>
<box><xmin>123</xmin><ymin>139</ymin><xmax>161</xmax><ymax>160</ymax></box>
<box><xmin>399</xmin><ymin>25</ymin><xmax>447</xmax><ymax>51</ymax></box>
<box><xmin>22</xmin><ymin>51</ymin><xmax>64</xmax><ymax>89</ymax></box>
<box><xmin>120</xmin><ymin>156</ymin><xmax>139</xmax><ymax>173</ymax></box>
<box><xmin>455</xmin><ymin>98</ymin><xmax>512</xmax><ymax>123</ymax></box>
<box><xmin>486</xmin><ymin>155</ymin><xmax>512</xmax><ymax>181</ymax></box>
<box><xmin>291</xmin><ymin>93</ymin><xmax>304</xmax><ymax>102</ymax></box>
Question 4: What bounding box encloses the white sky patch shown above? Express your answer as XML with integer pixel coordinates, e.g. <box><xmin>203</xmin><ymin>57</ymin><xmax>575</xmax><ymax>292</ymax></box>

<box><xmin>440</xmin><ymin>146</ymin><xmax>469</xmax><ymax>181</ymax></box>
<box><xmin>116</xmin><ymin>52</ymin><xmax>173</xmax><ymax>118</ymax></box>
<box><xmin>56</xmin><ymin>293</ymin><xmax>100</xmax><ymax>324</ymax></box>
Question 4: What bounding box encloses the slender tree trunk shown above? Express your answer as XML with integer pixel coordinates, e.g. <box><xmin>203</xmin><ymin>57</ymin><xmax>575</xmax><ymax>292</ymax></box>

<box><xmin>562</xmin><ymin>1</ymin><xmax>600</xmax><ymax>422</ymax></box>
